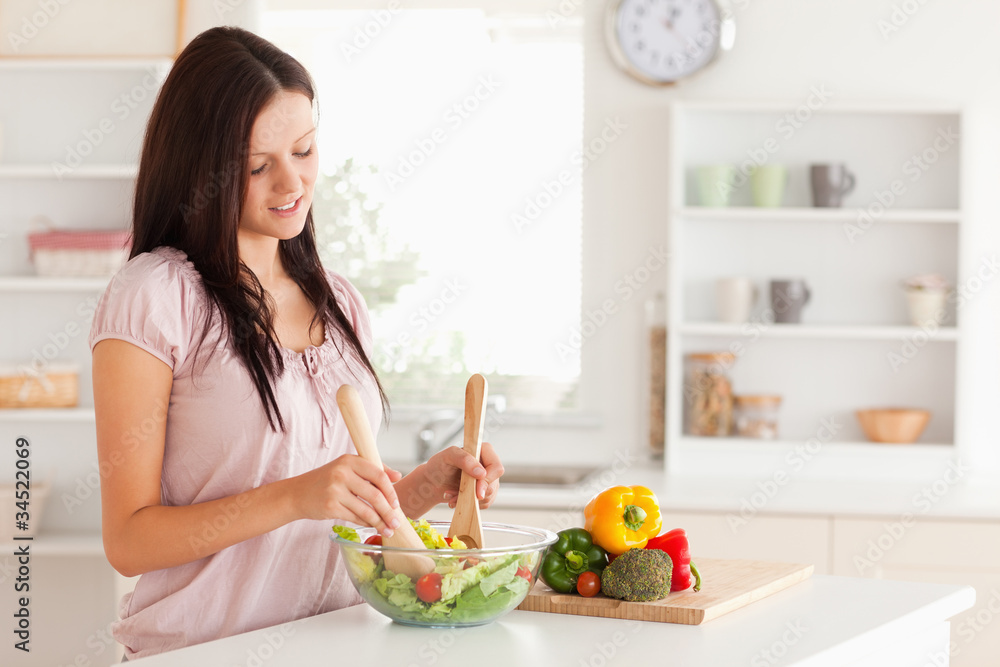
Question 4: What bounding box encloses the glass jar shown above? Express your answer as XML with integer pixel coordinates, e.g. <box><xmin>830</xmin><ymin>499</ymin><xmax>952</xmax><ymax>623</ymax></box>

<box><xmin>734</xmin><ymin>395</ymin><xmax>782</xmax><ymax>439</ymax></box>
<box><xmin>683</xmin><ymin>352</ymin><xmax>735</xmax><ymax>436</ymax></box>
<box><xmin>645</xmin><ymin>292</ymin><xmax>667</xmax><ymax>457</ymax></box>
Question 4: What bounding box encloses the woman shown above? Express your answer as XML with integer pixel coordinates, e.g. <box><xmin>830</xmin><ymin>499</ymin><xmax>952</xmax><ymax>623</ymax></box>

<box><xmin>89</xmin><ymin>26</ymin><xmax>503</xmax><ymax>660</ymax></box>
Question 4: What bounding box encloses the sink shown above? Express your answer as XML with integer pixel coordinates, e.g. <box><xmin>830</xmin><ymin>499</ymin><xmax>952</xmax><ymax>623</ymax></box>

<box><xmin>384</xmin><ymin>460</ymin><xmax>601</xmax><ymax>487</ymax></box>
<box><xmin>497</xmin><ymin>464</ymin><xmax>601</xmax><ymax>486</ymax></box>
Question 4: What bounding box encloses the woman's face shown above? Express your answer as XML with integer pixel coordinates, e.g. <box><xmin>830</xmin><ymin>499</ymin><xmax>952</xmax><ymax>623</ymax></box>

<box><xmin>240</xmin><ymin>91</ymin><xmax>319</xmax><ymax>244</ymax></box>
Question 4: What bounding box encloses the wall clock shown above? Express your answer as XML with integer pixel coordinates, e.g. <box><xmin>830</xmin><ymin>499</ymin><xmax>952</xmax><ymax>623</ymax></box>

<box><xmin>606</xmin><ymin>0</ymin><xmax>736</xmax><ymax>86</ymax></box>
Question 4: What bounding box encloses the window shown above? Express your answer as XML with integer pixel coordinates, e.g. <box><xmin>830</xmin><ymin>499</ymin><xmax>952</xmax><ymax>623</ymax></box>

<box><xmin>263</xmin><ymin>6</ymin><xmax>583</xmax><ymax>412</ymax></box>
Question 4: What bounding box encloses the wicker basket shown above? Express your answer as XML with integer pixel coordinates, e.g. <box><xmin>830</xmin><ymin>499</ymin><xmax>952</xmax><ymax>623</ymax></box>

<box><xmin>0</xmin><ymin>363</ymin><xmax>79</xmax><ymax>409</ymax></box>
<box><xmin>27</xmin><ymin>219</ymin><xmax>131</xmax><ymax>278</ymax></box>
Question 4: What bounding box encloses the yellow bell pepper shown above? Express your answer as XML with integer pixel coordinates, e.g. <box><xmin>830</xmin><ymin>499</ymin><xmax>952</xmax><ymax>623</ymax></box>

<box><xmin>584</xmin><ymin>485</ymin><xmax>662</xmax><ymax>555</ymax></box>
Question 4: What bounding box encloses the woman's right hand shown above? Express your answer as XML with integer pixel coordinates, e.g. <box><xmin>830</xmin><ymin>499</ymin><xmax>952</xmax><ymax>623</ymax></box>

<box><xmin>291</xmin><ymin>455</ymin><xmax>403</xmax><ymax>536</ymax></box>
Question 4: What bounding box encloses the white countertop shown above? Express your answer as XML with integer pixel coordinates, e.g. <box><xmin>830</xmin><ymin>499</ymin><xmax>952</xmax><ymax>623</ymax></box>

<box><xmin>128</xmin><ymin>575</ymin><xmax>974</xmax><ymax>666</ymax></box>
<box><xmin>491</xmin><ymin>464</ymin><xmax>1000</xmax><ymax>521</ymax></box>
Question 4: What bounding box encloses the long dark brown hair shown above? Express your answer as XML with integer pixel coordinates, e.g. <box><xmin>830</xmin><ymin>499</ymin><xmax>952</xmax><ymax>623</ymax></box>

<box><xmin>131</xmin><ymin>26</ymin><xmax>387</xmax><ymax>430</ymax></box>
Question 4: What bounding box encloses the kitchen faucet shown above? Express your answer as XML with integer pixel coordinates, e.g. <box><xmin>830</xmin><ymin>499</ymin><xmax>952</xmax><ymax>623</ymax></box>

<box><xmin>415</xmin><ymin>395</ymin><xmax>506</xmax><ymax>463</ymax></box>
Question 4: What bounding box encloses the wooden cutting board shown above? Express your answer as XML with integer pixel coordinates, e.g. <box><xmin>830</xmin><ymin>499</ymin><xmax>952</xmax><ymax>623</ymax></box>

<box><xmin>517</xmin><ymin>557</ymin><xmax>813</xmax><ymax>625</ymax></box>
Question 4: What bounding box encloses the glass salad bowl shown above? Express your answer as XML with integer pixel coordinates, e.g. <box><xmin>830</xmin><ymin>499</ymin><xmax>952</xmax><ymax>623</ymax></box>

<box><xmin>331</xmin><ymin>521</ymin><xmax>558</xmax><ymax>628</ymax></box>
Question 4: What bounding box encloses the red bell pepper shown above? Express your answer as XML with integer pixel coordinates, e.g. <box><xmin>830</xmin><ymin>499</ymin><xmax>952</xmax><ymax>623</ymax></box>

<box><xmin>645</xmin><ymin>528</ymin><xmax>702</xmax><ymax>592</ymax></box>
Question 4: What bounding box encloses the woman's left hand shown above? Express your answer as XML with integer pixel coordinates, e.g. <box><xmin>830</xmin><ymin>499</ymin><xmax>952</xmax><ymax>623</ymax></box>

<box><xmin>426</xmin><ymin>442</ymin><xmax>504</xmax><ymax>509</ymax></box>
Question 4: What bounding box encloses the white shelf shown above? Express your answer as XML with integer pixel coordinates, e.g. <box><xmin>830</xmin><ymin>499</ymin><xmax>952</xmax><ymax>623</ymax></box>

<box><xmin>677</xmin><ymin>207</ymin><xmax>961</xmax><ymax>224</ymax></box>
<box><xmin>2</xmin><ymin>533</ymin><xmax>104</xmax><ymax>556</ymax></box>
<box><xmin>679</xmin><ymin>322</ymin><xmax>960</xmax><ymax>341</ymax></box>
<box><xmin>0</xmin><ymin>276</ymin><xmax>111</xmax><ymax>292</ymax></box>
<box><xmin>680</xmin><ymin>436</ymin><xmax>954</xmax><ymax>449</ymax></box>
<box><xmin>666</xmin><ymin>103</ymin><xmax>964</xmax><ymax>479</ymax></box>
<box><xmin>0</xmin><ymin>408</ymin><xmax>95</xmax><ymax>422</ymax></box>
<box><xmin>0</xmin><ymin>163</ymin><xmax>138</xmax><ymax>179</ymax></box>
<box><xmin>0</xmin><ymin>57</ymin><xmax>172</xmax><ymax>71</ymax></box>
<box><xmin>675</xmin><ymin>437</ymin><xmax>959</xmax><ymax>480</ymax></box>
<box><xmin>672</xmin><ymin>99</ymin><xmax>964</xmax><ymax>115</ymax></box>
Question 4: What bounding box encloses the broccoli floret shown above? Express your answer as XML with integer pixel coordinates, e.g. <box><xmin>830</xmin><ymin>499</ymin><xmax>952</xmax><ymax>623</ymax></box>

<box><xmin>600</xmin><ymin>549</ymin><xmax>673</xmax><ymax>602</ymax></box>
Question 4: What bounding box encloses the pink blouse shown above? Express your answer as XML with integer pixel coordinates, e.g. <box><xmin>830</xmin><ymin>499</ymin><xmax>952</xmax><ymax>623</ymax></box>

<box><xmin>89</xmin><ymin>246</ymin><xmax>381</xmax><ymax>659</ymax></box>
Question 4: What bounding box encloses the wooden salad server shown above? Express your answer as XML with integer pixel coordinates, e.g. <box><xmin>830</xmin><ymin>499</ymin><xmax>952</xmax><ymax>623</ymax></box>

<box><xmin>335</xmin><ymin>384</ymin><xmax>435</xmax><ymax>580</ymax></box>
<box><xmin>447</xmin><ymin>374</ymin><xmax>488</xmax><ymax>549</ymax></box>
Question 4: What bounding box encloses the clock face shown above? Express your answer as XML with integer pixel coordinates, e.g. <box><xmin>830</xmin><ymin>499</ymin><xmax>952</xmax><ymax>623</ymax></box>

<box><xmin>611</xmin><ymin>0</ymin><xmax>724</xmax><ymax>85</ymax></box>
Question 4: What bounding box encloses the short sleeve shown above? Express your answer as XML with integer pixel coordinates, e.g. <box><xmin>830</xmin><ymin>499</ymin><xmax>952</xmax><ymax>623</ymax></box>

<box><xmin>326</xmin><ymin>270</ymin><xmax>374</xmax><ymax>357</ymax></box>
<box><xmin>89</xmin><ymin>248</ymin><xmax>202</xmax><ymax>370</ymax></box>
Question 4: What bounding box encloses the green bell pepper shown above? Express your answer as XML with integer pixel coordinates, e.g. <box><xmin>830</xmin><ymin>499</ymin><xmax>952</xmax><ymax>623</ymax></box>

<box><xmin>541</xmin><ymin>527</ymin><xmax>609</xmax><ymax>594</ymax></box>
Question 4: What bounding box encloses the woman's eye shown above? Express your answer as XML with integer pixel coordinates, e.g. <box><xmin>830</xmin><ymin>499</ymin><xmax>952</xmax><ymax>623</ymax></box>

<box><xmin>294</xmin><ymin>147</ymin><xmax>314</xmax><ymax>158</ymax></box>
<box><xmin>251</xmin><ymin>163</ymin><xmax>266</xmax><ymax>176</ymax></box>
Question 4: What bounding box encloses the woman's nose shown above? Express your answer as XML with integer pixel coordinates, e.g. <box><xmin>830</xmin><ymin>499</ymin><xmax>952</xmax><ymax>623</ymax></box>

<box><xmin>272</xmin><ymin>158</ymin><xmax>300</xmax><ymax>193</ymax></box>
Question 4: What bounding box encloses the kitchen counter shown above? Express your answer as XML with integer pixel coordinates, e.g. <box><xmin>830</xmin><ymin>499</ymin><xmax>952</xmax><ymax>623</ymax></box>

<box><xmin>128</xmin><ymin>575</ymin><xmax>974</xmax><ymax>666</ymax></box>
<box><xmin>490</xmin><ymin>463</ymin><xmax>1000</xmax><ymax>521</ymax></box>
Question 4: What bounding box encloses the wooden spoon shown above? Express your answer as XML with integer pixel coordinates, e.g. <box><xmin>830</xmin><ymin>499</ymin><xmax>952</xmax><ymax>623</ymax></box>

<box><xmin>447</xmin><ymin>374</ymin><xmax>488</xmax><ymax>549</ymax></box>
<box><xmin>335</xmin><ymin>384</ymin><xmax>435</xmax><ymax>580</ymax></box>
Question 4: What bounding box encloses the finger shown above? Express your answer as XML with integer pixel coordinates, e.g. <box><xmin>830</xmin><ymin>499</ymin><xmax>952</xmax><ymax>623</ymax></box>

<box><xmin>354</xmin><ymin>458</ymin><xmax>400</xmax><ymax>509</ymax></box>
<box><xmin>383</xmin><ymin>464</ymin><xmax>403</xmax><ymax>483</ymax></box>
<box><xmin>453</xmin><ymin>447</ymin><xmax>487</xmax><ymax>479</ymax></box>
<box><xmin>479</xmin><ymin>442</ymin><xmax>505</xmax><ymax>482</ymax></box>
<box><xmin>358</xmin><ymin>491</ymin><xmax>401</xmax><ymax>536</ymax></box>
<box><xmin>347</xmin><ymin>472</ymin><xmax>401</xmax><ymax>534</ymax></box>
<box><xmin>479</xmin><ymin>481</ymin><xmax>500</xmax><ymax>509</ymax></box>
<box><xmin>341</xmin><ymin>495</ymin><xmax>395</xmax><ymax>536</ymax></box>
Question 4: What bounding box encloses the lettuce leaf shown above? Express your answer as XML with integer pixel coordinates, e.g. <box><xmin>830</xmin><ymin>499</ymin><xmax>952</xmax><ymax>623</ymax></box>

<box><xmin>332</xmin><ymin>525</ymin><xmax>360</xmax><ymax>542</ymax></box>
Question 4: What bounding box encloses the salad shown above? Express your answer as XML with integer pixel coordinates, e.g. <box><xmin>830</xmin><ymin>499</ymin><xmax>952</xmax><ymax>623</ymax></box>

<box><xmin>333</xmin><ymin>521</ymin><xmax>539</xmax><ymax>626</ymax></box>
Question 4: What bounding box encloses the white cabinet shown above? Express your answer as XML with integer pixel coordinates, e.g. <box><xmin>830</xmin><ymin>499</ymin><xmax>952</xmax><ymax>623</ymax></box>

<box><xmin>664</xmin><ymin>103</ymin><xmax>964</xmax><ymax>479</ymax></box>
<box><xmin>0</xmin><ymin>57</ymin><xmax>166</xmax><ymax>667</ymax></box>
<box><xmin>659</xmin><ymin>510</ymin><xmax>831</xmax><ymax>574</ymax></box>
<box><xmin>833</xmin><ymin>518</ymin><xmax>1000</xmax><ymax>667</ymax></box>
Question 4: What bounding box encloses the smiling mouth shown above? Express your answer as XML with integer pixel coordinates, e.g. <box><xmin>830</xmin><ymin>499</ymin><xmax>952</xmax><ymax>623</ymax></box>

<box><xmin>270</xmin><ymin>197</ymin><xmax>301</xmax><ymax>213</ymax></box>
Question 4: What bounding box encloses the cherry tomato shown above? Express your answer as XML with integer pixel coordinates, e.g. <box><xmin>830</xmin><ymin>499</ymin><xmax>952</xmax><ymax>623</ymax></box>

<box><xmin>516</xmin><ymin>566</ymin><xmax>532</xmax><ymax>583</ymax></box>
<box><xmin>415</xmin><ymin>572</ymin><xmax>443</xmax><ymax>603</ymax></box>
<box><xmin>364</xmin><ymin>535</ymin><xmax>383</xmax><ymax>546</ymax></box>
<box><xmin>577</xmin><ymin>571</ymin><xmax>600</xmax><ymax>597</ymax></box>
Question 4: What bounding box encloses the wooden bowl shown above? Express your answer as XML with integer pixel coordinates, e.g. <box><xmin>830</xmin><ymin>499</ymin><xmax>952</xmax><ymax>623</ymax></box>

<box><xmin>856</xmin><ymin>408</ymin><xmax>931</xmax><ymax>444</ymax></box>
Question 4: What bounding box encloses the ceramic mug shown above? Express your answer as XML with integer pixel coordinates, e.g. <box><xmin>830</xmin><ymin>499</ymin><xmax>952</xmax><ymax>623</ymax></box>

<box><xmin>696</xmin><ymin>165</ymin><xmax>736</xmax><ymax>207</ymax></box>
<box><xmin>770</xmin><ymin>279</ymin><xmax>811</xmax><ymax>324</ymax></box>
<box><xmin>750</xmin><ymin>164</ymin><xmax>787</xmax><ymax>208</ymax></box>
<box><xmin>810</xmin><ymin>164</ymin><xmax>856</xmax><ymax>208</ymax></box>
<box><xmin>716</xmin><ymin>277</ymin><xmax>758</xmax><ymax>323</ymax></box>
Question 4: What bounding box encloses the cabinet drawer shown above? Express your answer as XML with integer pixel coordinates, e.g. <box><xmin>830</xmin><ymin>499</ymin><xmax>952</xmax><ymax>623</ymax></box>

<box><xmin>660</xmin><ymin>511</ymin><xmax>831</xmax><ymax>574</ymax></box>
<box><xmin>833</xmin><ymin>518</ymin><xmax>1000</xmax><ymax>574</ymax></box>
